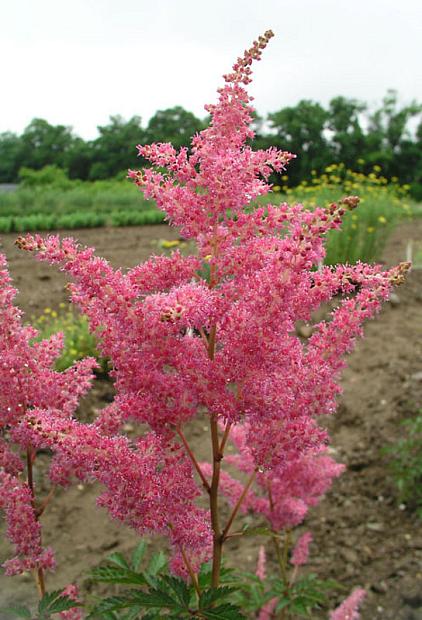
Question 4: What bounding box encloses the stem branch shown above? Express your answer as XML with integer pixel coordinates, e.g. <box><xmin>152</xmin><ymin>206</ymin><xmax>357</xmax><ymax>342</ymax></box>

<box><xmin>26</xmin><ymin>447</ymin><xmax>46</xmax><ymax>599</ymax></box>
<box><xmin>176</xmin><ymin>427</ymin><xmax>210</xmax><ymax>494</ymax></box>
<box><xmin>210</xmin><ymin>416</ymin><xmax>222</xmax><ymax>587</ymax></box>
<box><xmin>221</xmin><ymin>469</ymin><xmax>257</xmax><ymax>541</ymax></box>
<box><xmin>219</xmin><ymin>422</ymin><xmax>232</xmax><ymax>455</ymax></box>
<box><xmin>180</xmin><ymin>547</ymin><xmax>201</xmax><ymax>598</ymax></box>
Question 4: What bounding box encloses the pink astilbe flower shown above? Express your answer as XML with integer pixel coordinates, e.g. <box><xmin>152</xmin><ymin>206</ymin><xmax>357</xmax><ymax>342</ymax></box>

<box><xmin>59</xmin><ymin>584</ymin><xmax>83</xmax><ymax>620</ymax></box>
<box><xmin>258</xmin><ymin>597</ymin><xmax>278</xmax><ymax>620</ymax></box>
<box><xmin>329</xmin><ymin>588</ymin><xmax>366</xmax><ymax>620</ymax></box>
<box><xmin>16</xmin><ymin>31</ymin><xmax>410</xmax><ymax>587</ymax></box>
<box><xmin>0</xmin><ymin>253</ymin><xmax>97</xmax><ymax>577</ymax></box>
<box><xmin>256</xmin><ymin>545</ymin><xmax>267</xmax><ymax>581</ymax></box>
<box><xmin>221</xmin><ymin>422</ymin><xmax>344</xmax><ymax>531</ymax></box>
<box><xmin>0</xmin><ymin>471</ymin><xmax>55</xmax><ymax>576</ymax></box>
<box><xmin>200</xmin><ymin>462</ymin><xmax>266</xmax><ymax>515</ymax></box>
<box><xmin>291</xmin><ymin>531</ymin><xmax>313</xmax><ymax>566</ymax></box>
<box><xmin>21</xmin><ymin>409</ymin><xmax>212</xmax><ymax>572</ymax></box>
<box><xmin>17</xmin><ymin>33</ymin><xmax>409</xmax><ymax>457</ymax></box>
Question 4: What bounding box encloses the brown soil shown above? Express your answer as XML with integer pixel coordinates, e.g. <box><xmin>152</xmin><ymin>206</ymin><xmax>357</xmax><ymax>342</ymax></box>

<box><xmin>0</xmin><ymin>223</ymin><xmax>421</xmax><ymax>619</ymax></box>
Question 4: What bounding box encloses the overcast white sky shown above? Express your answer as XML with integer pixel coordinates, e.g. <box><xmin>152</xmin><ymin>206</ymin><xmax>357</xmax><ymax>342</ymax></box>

<box><xmin>1</xmin><ymin>0</ymin><xmax>421</xmax><ymax>139</ymax></box>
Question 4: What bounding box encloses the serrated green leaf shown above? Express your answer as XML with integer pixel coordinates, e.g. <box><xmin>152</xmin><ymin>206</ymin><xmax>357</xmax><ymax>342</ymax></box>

<box><xmin>107</xmin><ymin>552</ymin><xmax>130</xmax><ymax>569</ymax></box>
<box><xmin>274</xmin><ymin>598</ymin><xmax>290</xmax><ymax>612</ymax></box>
<box><xmin>146</xmin><ymin>551</ymin><xmax>167</xmax><ymax>576</ymax></box>
<box><xmin>198</xmin><ymin>563</ymin><xmax>236</xmax><ymax>589</ymax></box>
<box><xmin>38</xmin><ymin>591</ymin><xmax>82</xmax><ymax>617</ymax></box>
<box><xmin>88</xmin><ymin>595</ymin><xmax>130</xmax><ymax>616</ymax></box>
<box><xmin>121</xmin><ymin>605</ymin><xmax>142</xmax><ymax>620</ymax></box>
<box><xmin>199</xmin><ymin>586</ymin><xmax>235</xmax><ymax>609</ymax></box>
<box><xmin>131</xmin><ymin>541</ymin><xmax>148</xmax><ymax>571</ymax></box>
<box><xmin>159</xmin><ymin>575</ymin><xmax>191</xmax><ymax>607</ymax></box>
<box><xmin>130</xmin><ymin>588</ymin><xmax>182</xmax><ymax>610</ymax></box>
<box><xmin>0</xmin><ymin>606</ymin><xmax>31</xmax><ymax>619</ymax></box>
<box><xmin>88</xmin><ymin>611</ymin><xmax>118</xmax><ymax>620</ymax></box>
<box><xmin>200</xmin><ymin>603</ymin><xmax>245</xmax><ymax>619</ymax></box>
<box><xmin>99</xmin><ymin>612</ymin><xmax>119</xmax><ymax>620</ymax></box>
<box><xmin>91</xmin><ymin>588</ymin><xmax>184</xmax><ymax>614</ymax></box>
<box><xmin>91</xmin><ymin>565</ymin><xmax>147</xmax><ymax>585</ymax></box>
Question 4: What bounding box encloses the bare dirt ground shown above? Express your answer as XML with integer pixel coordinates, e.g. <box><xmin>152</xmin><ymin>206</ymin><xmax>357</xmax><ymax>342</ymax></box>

<box><xmin>0</xmin><ymin>222</ymin><xmax>421</xmax><ymax>619</ymax></box>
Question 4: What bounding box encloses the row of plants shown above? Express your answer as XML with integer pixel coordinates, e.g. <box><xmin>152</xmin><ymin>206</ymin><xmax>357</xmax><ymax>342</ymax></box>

<box><xmin>0</xmin><ymin>164</ymin><xmax>416</xmax><ymax>266</ymax></box>
<box><xmin>0</xmin><ymin>31</ymin><xmax>416</xmax><ymax>619</ymax></box>
<box><xmin>0</xmin><ymin>209</ymin><xmax>165</xmax><ymax>233</ymax></box>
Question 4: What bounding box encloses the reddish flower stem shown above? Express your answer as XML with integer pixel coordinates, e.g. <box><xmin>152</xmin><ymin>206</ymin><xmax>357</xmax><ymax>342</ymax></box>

<box><xmin>36</xmin><ymin>486</ymin><xmax>56</xmax><ymax>518</ymax></box>
<box><xmin>26</xmin><ymin>447</ymin><xmax>46</xmax><ymax>599</ymax></box>
<box><xmin>221</xmin><ymin>469</ymin><xmax>257</xmax><ymax>541</ymax></box>
<box><xmin>219</xmin><ymin>422</ymin><xmax>232</xmax><ymax>455</ymax></box>
<box><xmin>176</xmin><ymin>427</ymin><xmax>210</xmax><ymax>494</ymax></box>
<box><xmin>210</xmin><ymin>416</ymin><xmax>223</xmax><ymax>588</ymax></box>
<box><xmin>180</xmin><ymin>547</ymin><xmax>201</xmax><ymax>598</ymax></box>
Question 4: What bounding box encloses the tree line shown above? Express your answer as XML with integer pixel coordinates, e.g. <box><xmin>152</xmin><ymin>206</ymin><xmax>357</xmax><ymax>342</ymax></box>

<box><xmin>1</xmin><ymin>91</ymin><xmax>421</xmax><ymax>197</ymax></box>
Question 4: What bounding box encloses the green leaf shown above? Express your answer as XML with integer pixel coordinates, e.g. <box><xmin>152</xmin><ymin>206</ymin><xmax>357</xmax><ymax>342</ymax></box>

<box><xmin>159</xmin><ymin>575</ymin><xmax>191</xmax><ymax>607</ymax></box>
<box><xmin>0</xmin><ymin>606</ymin><xmax>31</xmax><ymax>619</ymax></box>
<box><xmin>38</xmin><ymin>591</ymin><xmax>81</xmax><ymax>617</ymax></box>
<box><xmin>121</xmin><ymin>606</ymin><xmax>142</xmax><ymax>620</ymax></box>
<box><xmin>240</xmin><ymin>525</ymin><xmax>275</xmax><ymax>537</ymax></box>
<box><xmin>91</xmin><ymin>588</ymin><xmax>185</xmax><ymax>614</ymax></box>
<box><xmin>107</xmin><ymin>552</ymin><xmax>130</xmax><ymax>569</ymax></box>
<box><xmin>131</xmin><ymin>541</ymin><xmax>148</xmax><ymax>571</ymax></box>
<box><xmin>91</xmin><ymin>565</ymin><xmax>147</xmax><ymax>585</ymax></box>
<box><xmin>146</xmin><ymin>551</ymin><xmax>167</xmax><ymax>576</ymax></box>
<box><xmin>199</xmin><ymin>586</ymin><xmax>235</xmax><ymax>609</ymax></box>
<box><xmin>91</xmin><ymin>612</ymin><xmax>118</xmax><ymax>620</ymax></box>
<box><xmin>130</xmin><ymin>588</ymin><xmax>182</xmax><ymax>610</ymax></box>
<box><xmin>200</xmin><ymin>603</ymin><xmax>245</xmax><ymax>619</ymax></box>
<box><xmin>198</xmin><ymin>564</ymin><xmax>237</xmax><ymax>589</ymax></box>
<box><xmin>88</xmin><ymin>596</ymin><xmax>130</xmax><ymax>616</ymax></box>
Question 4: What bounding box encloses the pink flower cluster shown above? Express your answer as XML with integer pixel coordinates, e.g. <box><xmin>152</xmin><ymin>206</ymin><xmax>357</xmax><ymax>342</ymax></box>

<box><xmin>0</xmin><ymin>253</ymin><xmax>97</xmax><ymax>576</ymax></box>
<box><xmin>330</xmin><ymin>588</ymin><xmax>366</xmax><ymax>620</ymax></box>
<box><xmin>11</xmin><ymin>30</ymin><xmax>409</xmax><ymax>594</ymax></box>
<box><xmin>20</xmin><ymin>408</ymin><xmax>212</xmax><ymax>572</ymax></box>
<box><xmin>211</xmin><ymin>422</ymin><xmax>344</xmax><ymax>531</ymax></box>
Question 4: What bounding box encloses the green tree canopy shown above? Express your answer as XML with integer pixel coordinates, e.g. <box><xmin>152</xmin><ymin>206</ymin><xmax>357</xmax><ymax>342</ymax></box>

<box><xmin>268</xmin><ymin>101</ymin><xmax>330</xmax><ymax>184</ymax></box>
<box><xmin>89</xmin><ymin>115</ymin><xmax>145</xmax><ymax>179</ymax></box>
<box><xmin>145</xmin><ymin>106</ymin><xmax>204</xmax><ymax>149</ymax></box>
<box><xmin>20</xmin><ymin>119</ymin><xmax>76</xmax><ymax>170</ymax></box>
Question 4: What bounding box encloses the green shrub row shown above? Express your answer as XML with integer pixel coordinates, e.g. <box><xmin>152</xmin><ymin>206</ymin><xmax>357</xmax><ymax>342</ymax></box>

<box><xmin>0</xmin><ymin>209</ymin><xmax>165</xmax><ymax>232</ymax></box>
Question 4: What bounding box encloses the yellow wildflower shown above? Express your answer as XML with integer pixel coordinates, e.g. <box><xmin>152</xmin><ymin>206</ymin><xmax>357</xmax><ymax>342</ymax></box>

<box><xmin>160</xmin><ymin>239</ymin><xmax>180</xmax><ymax>249</ymax></box>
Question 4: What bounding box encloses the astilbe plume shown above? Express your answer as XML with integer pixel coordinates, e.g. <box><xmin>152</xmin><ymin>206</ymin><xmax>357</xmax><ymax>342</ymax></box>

<box><xmin>0</xmin><ymin>253</ymin><xmax>96</xmax><ymax>583</ymax></box>
<box><xmin>291</xmin><ymin>531</ymin><xmax>313</xmax><ymax>567</ymax></box>
<box><xmin>329</xmin><ymin>588</ymin><xmax>366</xmax><ymax>620</ymax></box>
<box><xmin>16</xmin><ymin>29</ymin><xmax>409</xmax><ymax>589</ymax></box>
<box><xmin>211</xmin><ymin>422</ymin><xmax>345</xmax><ymax>530</ymax></box>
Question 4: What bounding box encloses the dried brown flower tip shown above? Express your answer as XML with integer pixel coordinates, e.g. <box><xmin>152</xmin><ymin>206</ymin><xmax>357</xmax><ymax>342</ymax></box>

<box><xmin>341</xmin><ymin>195</ymin><xmax>360</xmax><ymax>210</ymax></box>
<box><xmin>389</xmin><ymin>261</ymin><xmax>412</xmax><ymax>285</ymax></box>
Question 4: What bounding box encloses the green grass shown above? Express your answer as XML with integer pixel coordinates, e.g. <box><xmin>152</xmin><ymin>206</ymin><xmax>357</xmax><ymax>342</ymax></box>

<box><xmin>383</xmin><ymin>411</ymin><xmax>422</xmax><ymax>518</ymax></box>
<box><xmin>31</xmin><ymin>305</ymin><xmax>107</xmax><ymax>372</ymax></box>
